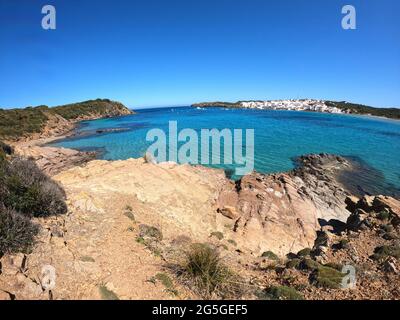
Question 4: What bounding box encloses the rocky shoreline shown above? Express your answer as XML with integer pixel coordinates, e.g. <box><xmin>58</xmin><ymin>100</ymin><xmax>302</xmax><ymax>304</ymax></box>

<box><xmin>9</xmin><ymin>125</ymin><xmax>97</xmax><ymax>176</ymax></box>
<box><xmin>8</xmin><ymin>112</ymin><xmax>132</xmax><ymax>176</ymax></box>
<box><xmin>2</xmin><ymin>108</ymin><xmax>400</xmax><ymax>300</ymax></box>
<box><xmin>0</xmin><ymin>151</ymin><xmax>399</xmax><ymax>300</ymax></box>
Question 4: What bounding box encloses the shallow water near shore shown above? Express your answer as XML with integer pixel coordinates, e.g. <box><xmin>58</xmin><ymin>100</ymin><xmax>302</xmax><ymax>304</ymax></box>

<box><xmin>52</xmin><ymin>107</ymin><xmax>400</xmax><ymax>196</ymax></box>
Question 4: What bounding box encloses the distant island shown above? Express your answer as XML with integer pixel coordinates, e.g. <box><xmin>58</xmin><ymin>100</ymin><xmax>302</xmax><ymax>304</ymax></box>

<box><xmin>192</xmin><ymin>99</ymin><xmax>400</xmax><ymax>119</ymax></box>
<box><xmin>0</xmin><ymin>99</ymin><xmax>133</xmax><ymax>141</ymax></box>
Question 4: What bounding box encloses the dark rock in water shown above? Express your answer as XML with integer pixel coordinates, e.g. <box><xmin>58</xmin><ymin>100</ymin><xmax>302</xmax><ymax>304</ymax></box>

<box><xmin>96</xmin><ymin>128</ymin><xmax>129</xmax><ymax>134</ymax></box>
<box><xmin>335</xmin><ymin>156</ymin><xmax>400</xmax><ymax>198</ymax></box>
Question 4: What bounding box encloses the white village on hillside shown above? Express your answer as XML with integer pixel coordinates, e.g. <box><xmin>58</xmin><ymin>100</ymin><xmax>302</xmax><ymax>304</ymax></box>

<box><xmin>240</xmin><ymin>99</ymin><xmax>344</xmax><ymax>113</ymax></box>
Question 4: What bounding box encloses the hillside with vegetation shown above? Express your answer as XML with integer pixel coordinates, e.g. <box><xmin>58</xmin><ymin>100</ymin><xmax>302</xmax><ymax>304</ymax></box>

<box><xmin>325</xmin><ymin>101</ymin><xmax>400</xmax><ymax>119</ymax></box>
<box><xmin>1</xmin><ymin>141</ymin><xmax>67</xmax><ymax>256</ymax></box>
<box><xmin>192</xmin><ymin>100</ymin><xmax>400</xmax><ymax>119</ymax></box>
<box><xmin>192</xmin><ymin>101</ymin><xmax>242</xmax><ymax>108</ymax></box>
<box><xmin>0</xmin><ymin>99</ymin><xmax>133</xmax><ymax>140</ymax></box>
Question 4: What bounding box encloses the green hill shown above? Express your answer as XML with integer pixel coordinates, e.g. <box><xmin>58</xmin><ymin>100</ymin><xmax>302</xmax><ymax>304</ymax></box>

<box><xmin>0</xmin><ymin>99</ymin><xmax>133</xmax><ymax>139</ymax></box>
<box><xmin>325</xmin><ymin>101</ymin><xmax>400</xmax><ymax>119</ymax></box>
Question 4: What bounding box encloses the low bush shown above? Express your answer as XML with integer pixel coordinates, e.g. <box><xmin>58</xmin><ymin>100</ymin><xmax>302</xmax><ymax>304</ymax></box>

<box><xmin>297</xmin><ymin>248</ymin><xmax>312</xmax><ymax>257</ymax></box>
<box><xmin>98</xmin><ymin>284</ymin><xmax>119</xmax><ymax>300</ymax></box>
<box><xmin>371</xmin><ymin>245</ymin><xmax>400</xmax><ymax>261</ymax></box>
<box><xmin>261</xmin><ymin>251</ymin><xmax>279</xmax><ymax>260</ymax></box>
<box><xmin>338</xmin><ymin>239</ymin><xmax>350</xmax><ymax>250</ymax></box>
<box><xmin>310</xmin><ymin>265</ymin><xmax>344</xmax><ymax>289</ymax></box>
<box><xmin>267</xmin><ymin>285</ymin><xmax>304</xmax><ymax>300</ymax></box>
<box><xmin>0</xmin><ymin>155</ymin><xmax>67</xmax><ymax>255</ymax></box>
<box><xmin>210</xmin><ymin>231</ymin><xmax>224</xmax><ymax>240</ymax></box>
<box><xmin>181</xmin><ymin>243</ymin><xmax>244</xmax><ymax>298</ymax></box>
<box><xmin>377</xmin><ymin>211</ymin><xmax>391</xmax><ymax>221</ymax></box>
<box><xmin>299</xmin><ymin>258</ymin><xmax>321</xmax><ymax>271</ymax></box>
<box><xmin>155</xmin><ymin>273</ymin><xmax>174</xmax><ymax>289</ymax></box>
<box><xmin>139</xmin><ymin>224</ymin><xmax>163</xmax><ymax>241</ymax></box>
<box><xmin>286</xmin><ymin>258</ymin><xmax>301</xmax><ymax>269</ymax></box>
<box><xmin>0</xmin><ymin>207</ymin><xmax>39</xmax><ymax>255</ymax></box>
<box><xmin>1</xmin><ymin>157</ymin><xmax>67</xmax><ymax>217</ymax></box>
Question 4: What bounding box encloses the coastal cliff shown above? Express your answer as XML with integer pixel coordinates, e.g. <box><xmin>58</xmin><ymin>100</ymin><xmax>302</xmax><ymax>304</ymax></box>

<box><xmin>1</xmin><ymin>99</ymin><xmax>134</xmax><ymax>175</ymax></box>
<box><xmin>1</xmin><ymin>152</ymin><xmax>399</xmax><ymax>300</ymax></box>
<box><xmin>0</xmin><ymin>99</ymin><xmax>133</xmax><ymax>142</ymax></box>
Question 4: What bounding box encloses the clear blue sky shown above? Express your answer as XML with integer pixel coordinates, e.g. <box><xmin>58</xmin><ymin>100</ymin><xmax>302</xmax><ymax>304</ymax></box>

<box><xmin>1</xmin><ymin>0</ymin><xmax>399</xmax><ymax>109</ymax></box>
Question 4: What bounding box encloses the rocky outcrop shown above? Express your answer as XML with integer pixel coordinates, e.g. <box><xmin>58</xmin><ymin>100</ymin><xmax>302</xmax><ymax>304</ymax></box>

<box><xmin>254</xmin><ymin>193</ymin><xmax>400</xmax><ymax>300</ymax></box>
<box><xmin>346</xmin><ymin>195</ymin><xmax>400</xmax><ymax>231</ymax></box>
<box><xmin>51</xmin><ymin>154</ymin><xmax>354</xmax><ymax>258</ymax></box>
<box><xmin>7</xmin><ymin>100</ymin><xmax>134</xmax><ymax>174</ymax></box>
<box><xmin>1</xmin><ymin>152</ymin><xmax>399</xmax><ymax>300</ymax></box>
<box><xmin>13</xmin><ymin>144</ymin><xmax>97</xmax><ymax>176</ymax></box>
<box><xmin>0</xmin><ymin>159</ymin><xmax>227</xmax><ymax>300</ymax></box>
<box><xmin>216</xmin><ymin>154</ymin><xmax>353</xmax><ymax>256</ymax></box>
<box><xmin>2</xmin><ymin>99</ymin><xmax>134</xmax><ymax>143</ymax></box>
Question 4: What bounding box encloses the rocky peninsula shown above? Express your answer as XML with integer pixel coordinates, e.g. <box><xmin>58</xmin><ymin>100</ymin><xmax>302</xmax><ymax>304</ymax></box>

<box><xmin>193</xmin><ymin>99</ymin><xmax>400</xmax><ymax>119</ymax></box>
<box><xmin>1</xmin><ymin>99</ymin><xmax>133</xmax><ymax>175</ymax></box>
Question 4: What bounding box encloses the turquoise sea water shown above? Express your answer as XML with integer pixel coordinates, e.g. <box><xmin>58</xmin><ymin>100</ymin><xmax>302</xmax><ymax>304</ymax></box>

<box><xmin>52</xmin><ymin>107</ymin><xmax>400</xmax><ymax>195</ymax></box>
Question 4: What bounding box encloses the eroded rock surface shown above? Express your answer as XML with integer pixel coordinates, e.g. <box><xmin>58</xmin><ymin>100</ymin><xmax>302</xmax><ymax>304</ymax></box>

<box><xmin>2</xmin><ymin>153</ymin><xmax>392</xmax><ymax>300</ymax></box>
<box><xmin>217</xmin><ymin>154</ymin><xmax>353</xmax><ymax>256</ymax></box>
<box><xmin>13</xmin><ymin>144</ymin><xmax>96</xmax><ymax>176</ymax></box>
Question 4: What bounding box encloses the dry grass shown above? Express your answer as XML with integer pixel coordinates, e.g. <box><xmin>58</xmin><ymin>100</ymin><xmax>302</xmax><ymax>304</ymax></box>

<box><xmin>0</xmin><ymin>207</ymin><xmax>39</xmax><ymax>255</ymax></box>
<box><xmin>176</xmin><ymin>243</ymin><xmax>246</xmax><ymax>299</ymax></box>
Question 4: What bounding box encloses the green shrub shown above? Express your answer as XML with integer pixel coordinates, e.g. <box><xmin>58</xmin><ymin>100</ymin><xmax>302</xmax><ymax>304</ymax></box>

<box><xmin>155</xmin><ymin>274</ymin><xmax>179</xmax><ymax>296</ymax></box>
<box><xmin>98</xmin><ymin>285</ymin><xmax>119</xmax><ymax>300</ymax></box>
<box><xmin>286</xmin><ymin>258</ymin><xmax>301</xmax><ymax>269</ymax></box>
<box><xmin>139</xmin><ymin>224</ymin><xmax>163</xmax><ymax>241</ymax></box>
<box><xmin>267</xmin><ymin>285</ymin><xmax>304</xmax><ymax>300</ymax></box>
<box><xmin>261</xmin><ymin>251</ymin><xmax>279</xmax><ymax>260</ymax></box>
<box><xmin>0</xmin><ymin>207</ymin><xmax>39</xmax><ymax>255</ymax></box>
<box><xmin>297</xmin><ymin>248</ymin><xmax>312</xmax><ymax>257</ymax></box>
<box><xmin>124</xmin><ymin>211</ymin><xmax>135</xmax><ymax>221</ymax></box>
<box><xmin>311</xmin><ymin>266</ymin><xmax>343</xmax><ymax>289</ymax></box>
<box><xmin>181</xmin><ymin>243</ymin><xmax>243</xmax><ymax>298</ymax></box>
<box><xmin>227</xmin><ymin>239</ymin><xmax>237</xmax><ymax>246</ymax></box>
<box><xmin>0</xmin><ymin>99</ymin><xmax>131</xmax><ymax>140</ymax></box>
<box><xmin>299</xmin><ymin>258</ymin><xmax>321</xmax><ymax>271</ymax></box>
<box><xmin>377</xmin><ymin>211</ymin><xmax>391</xmax><ymax>221</ymax></box>
<box><xmin>0</xmin><ymin>107</ymin><xmax>49</xmax><ymax>139</ymax></box>
<box><xmin>210</xmin><ymin>231</ymin><xmax>224</xmax><ymax>240</ymax></box>
<box><xmin>0</xmin><ymin>155</ymin><xmax>67</xmax><ymax>255</ymax></box>
<box><xmin>371</xmin><ymin>245</ymin><xmax>400</xmax><ymax>261</ymax></box>
<box><xmin>337</xmin><ymin>239</ymin><xmax>350</xmax><ymax>250</ymax></box>
<box><xmin>155</xmin><ymin>273</ymin><xmax>174</xmax><ymax>289</ymax></box>
<box><xmin>324</xmin><ymin>262</ymin><xmax>343</xmax><ymax>271</ymax></box>
<box><xmin>80</xmin><ymin>256</ymin><xmax>95</xmax><ymax>262</ymax></box>
<box><xmin>1</xmin><ymin>158</ymin><xmax>67</xmax><ymax>217</ymax></box>
<box><xmin>53</xmin><ymin>99</ymin><xmax>129</xmax><ymax>120</ymax></box>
